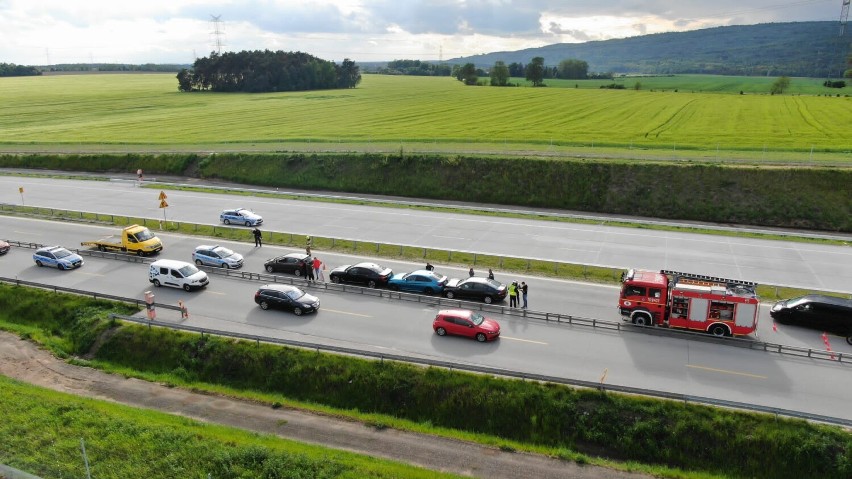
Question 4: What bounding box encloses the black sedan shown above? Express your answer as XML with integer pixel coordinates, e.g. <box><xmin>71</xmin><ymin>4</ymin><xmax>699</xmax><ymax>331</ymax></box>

<box><xmin>770</xmin><ymin>295</ymin><xmax>852</xmax><ymax>344</ymax></box>
<box><xmin>443</xmin><ymin>277</ymin><xmax>507</xmax><ymax>304</ymax></box>
<box><xmin>264</xmin><ymin>253</ymin><xmax>311</xmax><ymax>275</ymax></box>
<box><xmin>329</xmin><ymin>262</ymin><xmax>393</xmax><ymax>288</ymax></box>
<box><xmin>254</xmin><ymin>284</ymin><xmax>320</xmax><ymax>316</ymax></box>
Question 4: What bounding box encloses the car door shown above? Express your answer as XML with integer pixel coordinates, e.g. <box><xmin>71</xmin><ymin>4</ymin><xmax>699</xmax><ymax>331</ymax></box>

<box><xmin>166</xmin><ymin>268</ymin><xmax>183</xmax><ymax>288</ymax></box>
<box><xmin>40</xmin><ymin>251</ymin><xmax>57</xmax><ymax>267</ymax></box>
<box><xmin>458</xmin><ymin>281</ymin><xmax>478</xmax><ymax>300</ymax></box>
<box><xmin>345</xmin><ymin>267</ymin><xmax>364</xmax><ymax>284</ymax></box>
<box><xmin>402</xmin><ymin>274</ymin><xmax>420</xmax><ymax>292</ymax></box>
<box><xmin>444</xmin><ymin>316</ymin><xmax>464</xmax><ymax>336</ymax></box>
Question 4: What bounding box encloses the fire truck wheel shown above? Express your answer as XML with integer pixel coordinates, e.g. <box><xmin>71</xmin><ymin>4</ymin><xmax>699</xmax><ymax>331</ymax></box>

<box><xmin>709</xmin><ymin>324</ymin><xmax>729</xmax><ymax>337</ymax></box>
<box><xmin>632</xmin><ymin>314</ymin><xmax>652</xmax><ymax>326</ymax></box>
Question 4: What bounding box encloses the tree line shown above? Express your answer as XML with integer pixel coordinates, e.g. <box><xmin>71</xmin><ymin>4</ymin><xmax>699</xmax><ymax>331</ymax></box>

<box><xmin>0</xmin><ymin>63</ymin><xmax>41</xmax><ymax>77</ymax></box>
<box><xmin>176</xmin><ymin>50</ymin><xmax>361</xmax><ymax>93</ymax></box>
<box><xmin>375</xmin><ymin>60</ymin><xmax>453</xmax><ymax>76</ymax></box>
<box><xmin>453</xmin><ymin>57</ymin><xmax>613</xmax><ymax>87</ymax></box>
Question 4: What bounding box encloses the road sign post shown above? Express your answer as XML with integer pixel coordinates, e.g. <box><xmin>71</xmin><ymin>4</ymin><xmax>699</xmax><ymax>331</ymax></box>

<box><xmin>158</xmin><ymin>191</ymin><xmax>168</xmax><ymax>228</ymax></box>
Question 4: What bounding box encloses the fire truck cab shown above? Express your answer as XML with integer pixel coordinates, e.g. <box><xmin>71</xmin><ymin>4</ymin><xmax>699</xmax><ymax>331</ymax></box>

<box><xmin>619</xmin><ymin>269</ymin><xmax>759</xmax><ymax>337</ymax></box>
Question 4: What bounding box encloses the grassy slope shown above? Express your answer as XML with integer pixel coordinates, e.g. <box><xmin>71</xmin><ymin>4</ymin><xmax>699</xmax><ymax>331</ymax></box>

<box><xmin>0</xmin><ymin>376</ymin><xmax>459</xmax><ymax>479</ymax></box>
<box><xmin>0</xmin><ymin>73</ymin><xmax>849</xmax><ymax>151</ymax></box>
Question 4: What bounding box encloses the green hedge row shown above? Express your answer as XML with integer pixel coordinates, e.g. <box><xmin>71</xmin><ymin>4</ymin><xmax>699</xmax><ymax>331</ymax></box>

<box><xmin>2</xmin><ymin>284</ymin><xmax>850</xmax><ymax>479</ymax></box>
<box><xmin>2</xmin><ymin>152</ymin><xmax>850</xmax><ymax>232</ymax></box>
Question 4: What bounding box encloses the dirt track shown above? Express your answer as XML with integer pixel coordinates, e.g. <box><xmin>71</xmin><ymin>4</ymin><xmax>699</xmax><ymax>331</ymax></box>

<box><xmin>0</xmin><ymin>331</ymin><xmax>653</xmax><ymax>479</ymax></box>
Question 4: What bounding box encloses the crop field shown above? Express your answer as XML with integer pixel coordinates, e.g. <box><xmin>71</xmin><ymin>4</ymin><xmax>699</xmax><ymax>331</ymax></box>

<box><xmin>0</xmin><ymin>73</ymin><xmax>849</xmax><ymax>155</ymax></box>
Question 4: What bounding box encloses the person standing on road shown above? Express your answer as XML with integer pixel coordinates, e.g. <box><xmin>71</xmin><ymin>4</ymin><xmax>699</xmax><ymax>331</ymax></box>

<box><xmin>306</xmin><ymin>262</ymin><xmax>316</xmax><ymax>283</ymax></box>
<box><xmin>253</xmin><ymin>227</ymin><xmax>262</xmax><ymax>247</ymax></box>
<box><xmin>488</xmin><ymin>268</ymin><xmax>494</xmax><ymax>280</ymax></box>
<box><xmin>508</xmin><ymin>281</ymin><xmax>517</xmax><ymax>308</ymax></box>
<box><xmin>312</xmin><ymin>256</ymin><xmax>323</xmax><ymax>282</ymax></box>
<box><xmin>521</xmin><ymin>281</ymin><xmax>528</xmax><ymax>309</ymax></box>
<box><xmin>425</xmin><ymin>262</ymin><xmax>435</xmax><ymax>271</ymax></box>
<box><xmin>469</xmin><ymin>267</ymin><xmax>475</xmax><ymax>277</ymax></box>
<box><xmin>305</xmin><ymin>236</ymin><xmax>313</xmax><ymax>256</ymax></box>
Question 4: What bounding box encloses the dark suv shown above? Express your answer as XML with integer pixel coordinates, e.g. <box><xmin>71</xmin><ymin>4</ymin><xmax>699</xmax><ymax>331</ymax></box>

<box><xmin>770</xmin><ymin>295</ymin><xmax>852</xmax><ymax>344</ymax></box>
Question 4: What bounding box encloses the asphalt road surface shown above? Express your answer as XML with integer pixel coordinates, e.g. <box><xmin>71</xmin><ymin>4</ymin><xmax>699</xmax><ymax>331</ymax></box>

<box><xmin>2</xmin><ymin>217</ymin><xmax>851</xmax><ymax>423</ymax></box>
<box><xmin>0</xmin><ymin>175</ymin><xmax>850</xmax><ymax>292</ymax></box>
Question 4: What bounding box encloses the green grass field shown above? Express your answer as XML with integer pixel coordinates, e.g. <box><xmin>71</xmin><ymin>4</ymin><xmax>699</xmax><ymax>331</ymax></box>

<box><xmin>0</xmin><ymin>73</ymin><xmax>848</xmax><ymax>154</ymax></box>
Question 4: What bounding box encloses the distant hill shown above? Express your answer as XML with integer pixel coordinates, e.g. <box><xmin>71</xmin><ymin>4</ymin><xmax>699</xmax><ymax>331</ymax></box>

<box><xmin>448</xmin><ymin>22</ymin><xmax>850</xmax><ymax>77</ymax></box>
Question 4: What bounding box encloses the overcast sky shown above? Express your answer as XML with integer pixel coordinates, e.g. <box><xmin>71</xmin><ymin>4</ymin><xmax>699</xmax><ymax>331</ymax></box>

<box><xmin>0</xmin><ymin>0</ymin><xmax>842</xmax><ymax>65</ymax></box>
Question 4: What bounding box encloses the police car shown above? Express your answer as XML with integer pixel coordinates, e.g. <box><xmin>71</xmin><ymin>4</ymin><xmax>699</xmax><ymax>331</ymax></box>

<box><xmin>33</xmin><ymin>246</ymin><xmax>84</xmax><ymax>270</ymax></box>
<box><xmin>192</xmin><ymin>245</ymin><xmax>244</xmax><ymax>269</ymax></box>
<box><xmin>219</xmin><ymin>208</ymin><xmax>263</xmax><ymax>227</ymax></box>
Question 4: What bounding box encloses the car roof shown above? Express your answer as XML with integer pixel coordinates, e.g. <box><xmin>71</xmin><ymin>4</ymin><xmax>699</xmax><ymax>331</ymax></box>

<box><xmin>36</xmin><ymin>245</ymin><xmax>67</xmax><ymax>253</ymax></box>
<box><xmin>258</xmin><ymin>284</ymin><xmax>301</xmax><ymax>293</ymax></box>
<box><xmin>353</xmin><ymin>262</ymin><xmax>386</xmax><ymax>270</ymax></box>
<box><xmin>281</xmin><ymin>252</ymin><xmax>309</xmax><ymax>259</ymax></box>
<box><xmin>151</xmin><ymin>259</ymin><xmax>194</xmax><ymax>268</ymax></box>
<box><xmin>793</xmin><ymin>294</ymin><xmax>852</xmax><ymax>308</ymax></box>
<box><xmin>195</xmin><ymin>244</ymin><xmax>219</xmax><ymax>250</ymax></box>
<box><xmin>437</xmin><ymin>309</ymin><xmax>474</xmax><ymax>318</ymax></box>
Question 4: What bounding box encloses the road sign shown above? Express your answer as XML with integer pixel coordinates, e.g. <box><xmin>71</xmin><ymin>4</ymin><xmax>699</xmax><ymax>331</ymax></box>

<box><xmin>158</xmin><ymin>191</ymin><xmax>168</xmax><ymax>200</ymax></box>
<box><xmin>159</xmin><ymin>200</ymin><xmax>169</xmax><ymax>208</ymax></box>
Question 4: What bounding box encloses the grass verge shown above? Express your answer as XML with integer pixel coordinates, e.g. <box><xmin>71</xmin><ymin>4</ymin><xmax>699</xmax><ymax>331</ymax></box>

<box><xmin>2</xmin><ymin>283</ymin><xmax>851</xmax><ymax>479</ymax></box>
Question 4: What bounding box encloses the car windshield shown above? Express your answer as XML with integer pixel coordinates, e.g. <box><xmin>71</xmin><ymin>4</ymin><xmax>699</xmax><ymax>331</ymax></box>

<box><xmin>286</xmin><ymin>289</ymin><xmax>305</xmax><ymax>300</ymax></box>
<box><xmin>469</xmin><ymin>312</ymin><xmax>485</xmax><ymax>326</ymax></box>
<box><xmin>177</xmin><ymin>265</ymin><xmax>200</xmax><ymax>277</ymax></box>
<box><xmin>53</xmin><ymin>248</ymin><xmax>72</xmax><ymax>258</ymax></box>
<box><xmin>214</xmin><ymin>247</ymin><xmax>235</xmax><ymax>257</ymax></box>
<box><xmin>785</xmin><ymin>297</ymin><xmax>810</xmax><ymax>308</ymax></box>
<box><xmin>135</xmin><ymin>229</ymin><xmax>155</xmax><ymax>241</ymax></box>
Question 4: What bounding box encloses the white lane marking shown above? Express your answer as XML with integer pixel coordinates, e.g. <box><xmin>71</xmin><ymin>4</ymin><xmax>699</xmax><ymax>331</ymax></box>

<box><xmin>322</xmin><ymin>308</ymin><xmax>372</xmax><ymax>318</ymax></box>
<box><xmin>500</xmin><ymin>336</ymin><xmax>548</xmax><ymax>345</ymax></box>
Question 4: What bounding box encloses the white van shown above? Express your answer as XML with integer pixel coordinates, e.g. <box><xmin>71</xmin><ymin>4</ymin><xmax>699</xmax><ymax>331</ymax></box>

<box><xmin>149</xmin><ymin>259</ymin><xmax>209</xmax><ymax>291</ymax></box>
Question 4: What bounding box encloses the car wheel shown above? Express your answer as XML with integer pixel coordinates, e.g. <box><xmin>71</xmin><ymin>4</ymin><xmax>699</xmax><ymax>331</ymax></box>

<box><xmin>153</xmin><ymin>279</ymin><xmax>161</xmax><ymax>287</ymax></box>
<box><xmin>136</xmin><ymin>250</ymin><xmax>144</xmax><ymax>257</ymax></box>
<box><xmin>259</xmin><ymin>301</ymin><xmax>269</xmax><ymax>310</ymax></box>
<box><xmin>195</xmin><ymin>259</ymin><xmax>203</xmax><ymax>265</ymax></box>
<box><xmin>476</xmin><ymin>333</ymin><xmax>487</xmax><ymax>342</ymax></box>
<box><xmin>389</xmin><ymin>284</ymin><xmax>399</xmax><ymax>291</ymax></box>
<box><xmin>424</xmin><ymin>288</ymin><xmax>434</xmax><ymax>295</ymax></box>
<box><xmin>436</xmin><ymin>327</ymin><xmax>447</xmax><ymax>336</ymax></box>
<box><xmin>294</xmin><ymin>269</ymin><xmax>302</xmax><ymax>277</ymax></box>
<box><xmin>293</xmin><ymin>307</ymin><xmax>303</xmax><ymax>316</ymax></box>
<box><xmin>58</xmin><ymin>263</ymin><xmax>66</xmax><ymax>271</ymax></box>
<box><xmin>709</xmin><ymin>324</ymin><xmax>728</xmax><ymax>337</ymax></box>
<box><xmin>484</xmin><ymin>296</ymin><xmax>493</xmax><ymax>304</ymax></box>
<box><xmin>223</xmin><ymin>219</ymin><xmax>230</xmax><ymax>225</ymax></box>
<box><xmin>330</xmin><ymin>276</ymin><xmax>340</xmax><ymax>283</ymax></box>
<box><xmin>35</xmin><ymin>260</ymin><xmax>43</xmax><ymax>267</ymax></box>
<box><xmin>183</xmin><ymin>284</ymin><xmax>192</xmax><ymax>292</ymax></box>
<box><xmin>632</xmin><ymin>313</ymin><xmax>652</xmax><ymax>326</ymax></box>
<box><xmin>445</xmin><ymin>291</ymin><xmax>455</xmax><ymax>299</ymax></box>
<box><xmin>98</xmin><ymin>245</ymin><xmax>106</xmax><ymax>252</ymax></box>
<box><xmin>221</xmin><ymin>263</ymin><xmax>229</xmax><ymax>269</ymax></box>
<box><xmin>367</xmin><ymin>280</ymin><xmax>377</xmax><ymax>288</ymax></box>
<box><xmin>245</xmin><ymin>221</ymin><xmax>251</xmax><ymax>227</ymax></box>
<box><xmin>847</xmin><ymin>336</ymin><xmax>852</xmax><ymax>346</ymax></box>
<box><xmin>265</xmin><ymin>265</ymin><xmax>274</xmax><ymax>273</ymax></box>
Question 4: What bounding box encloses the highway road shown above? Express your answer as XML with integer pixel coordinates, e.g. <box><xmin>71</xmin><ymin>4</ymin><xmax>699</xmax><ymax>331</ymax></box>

<box><xmin>1</xmin><ymin>176</ymin><xmax>851</xmax><ymax>292</ymax></box>
<box><xmin>1</xmin><ymin>217</ymin><xmax>851</xmax><ymax>422</ymax></box>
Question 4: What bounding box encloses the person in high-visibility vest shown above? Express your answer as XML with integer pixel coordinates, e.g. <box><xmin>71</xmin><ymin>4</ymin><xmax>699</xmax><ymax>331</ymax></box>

<box><xmin>305</xmin><ymin>236</ymin><xmax>312</xmax><ymax>255</ymax></box>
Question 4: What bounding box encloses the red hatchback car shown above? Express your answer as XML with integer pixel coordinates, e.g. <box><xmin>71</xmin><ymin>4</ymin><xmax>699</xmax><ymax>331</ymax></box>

<box><xmin>433</xmin><ymin>309</ymin><xmax>501</xmax><ymax>342</ymax></box>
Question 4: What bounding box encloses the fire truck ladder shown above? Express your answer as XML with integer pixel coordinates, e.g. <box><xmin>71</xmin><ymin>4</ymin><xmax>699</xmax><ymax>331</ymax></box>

<box><xmin>661</xmin><ymin>270</ymin><xmax>758</xmax><ymax>295</ymax></box>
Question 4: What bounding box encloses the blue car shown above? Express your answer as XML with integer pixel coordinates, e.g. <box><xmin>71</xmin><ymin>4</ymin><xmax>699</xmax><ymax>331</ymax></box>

<box><xmin>220</xmin><ymin>208</ymin><xmax>263</xmax><ymax>227</ymax></box>
<box><xmin>33</xmin><ymin>246</ymin><xmax>84</xmax><ymax>270</ymax></box>
<box><xmin>192</xmin><ymin>244</ymin><xmax>244</xmax><ymax>269</ymax></box>
<box><xmin>388</xmin><ymin>270</ymin><xmax>448</xmax><ymax>295</ymax></box>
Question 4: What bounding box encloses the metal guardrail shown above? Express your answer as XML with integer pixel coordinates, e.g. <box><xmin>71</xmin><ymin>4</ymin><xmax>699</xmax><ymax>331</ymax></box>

<box><xmin>108</xmin><ymin>312</ymin><xmax>852</xmax><ymax>427</ymax></box>
<box><xmin>3</xmin><ymin>239</ymin><xmax>849</xmax><ymax>364</ymax></box>
<box><xmin>0</xmin><ymin>276</ymin><xmax>181</xmax><ymax>312</ymax></box>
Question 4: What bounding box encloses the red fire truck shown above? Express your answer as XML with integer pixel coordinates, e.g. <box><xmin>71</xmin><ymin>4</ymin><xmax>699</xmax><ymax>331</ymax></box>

<box><xmin>618</xmin><ymin>269</ymin><xmax>760</xmax><ymax>337</ymax></box>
